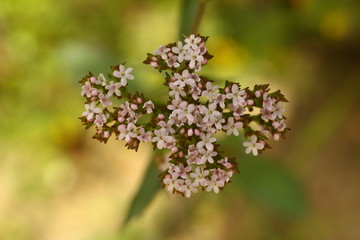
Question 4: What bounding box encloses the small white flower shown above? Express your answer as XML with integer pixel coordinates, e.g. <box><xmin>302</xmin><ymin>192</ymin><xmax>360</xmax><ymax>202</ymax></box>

<box><xmin>196</xmin><ymin>132</ymin><xmax>216</xmax><ymax>150</ymax></box>
<box><xmin>81</xmin><ymin>81</ymin><xmax>93</xmax><ymax>98</ymax></box>
<box><xmin>243</xmin><ymin>135</ymin><xmax>265</xmax><ymax>156</ymax></box>
<box><xmin>154</xmin><ymin>45</ymin><xmax>170</xmax><ymax>60</ymax></box>
<box><xmin>226</xmin><ymin>84</ymin><xmax>246</xmax><ymax>107</ymax></box>
<box><xmin>169</xmin><ymin>82</ymin><xmax>186</xmax><ymax>99</ymax></box>
<box><xmin>163</xmin><ymin>174</ymin><xmax>183</xmax><ymax>192</ymax></box>
<box><xmin>82</xmin><ymin>102</ymin><xmax>102</xmax><ymax>121</ymax></box>
<box><xmin>118</xmin><ymin>123</ymin><xmax>137</xmax><ymax>142</ymax></box>
<box><xmin>152</xmin><ymin>128</ymin><xmax>174</xmax><ymax>149</ymax></box>
<box><xmin>105</xmin><ymin>81</ymin><xmax>122</xmax><ymax>97</ymax></box>
<box><xmin>271</xmin><ymin>102</ymin><xmax>285</xmax><ymax>120</ymax></box>
<box><xmin>198</xmin><ymin>147</ymin><xmax>217</xmax><ymax>164</ymax></box>
<box><xmin>190</xmin><ymin>166</ymin><xmax>209</xmax><ymax>187</ymax></box>
<box><xmin>201</xmin><ymin>82</ymin><xmax>219</xmax><ymax>101</ymax></box>
<box><xmin>184</xmin><ymin>34</ymin><xmax>202</xmax><ymax>49</ymax></box>
<box><xmin>223</xmin><ymin>117</ymin><xmax>243</xmax><ymax>136</ymax></box>
<box><xmin>181</xmin><ymin>179</ymin><xmax>198</xmax><ymax>198</ymax></box>
<box><xmin>205</xmin><ymin>174</ymin><xmax>225</xmax><ymax>194</ymax></box>
<box><xmin>272</xmin><ymin>119</ymin><xmax>286</xmax><ymax>132</ymax></box>
<box><xmin>98</xmin><ymin>93</ymin><xmax>112</xmax><ymax>107</ymax></box>
<box><xmin>113</xmin><ymin>65</ymin><xmax>134</xmax><ymax>86</ymax></box>
<box><xmin>137</xmin><ymin>127</ymin><xmax>152</xmax><ymax>142</ymax></box>
<box><xmin>185</xmin><ymin>48</ymin><xmax>204</xmax><ymax>69</ymax></box>
<box><xmin>94</xmin><ymin>113</ymin><xmax>107</xmax><ymax>127</ymax></box>
<box><xmin>143</xmin><ymin>100</ymin><xmax>154</xmax><ymax>114</ymax></box>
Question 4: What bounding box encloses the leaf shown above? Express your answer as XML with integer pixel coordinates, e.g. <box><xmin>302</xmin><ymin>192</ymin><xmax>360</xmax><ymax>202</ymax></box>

<box><xmin>233</xmin><ymin>156</ymin><xmax>306</xmax><ymax>218</ymax></box>
<box><xmin>123</xmin><ymin>158</ymin><xmax>161</xmax><ymax>225</ymax></box>
<box><xmin>179</xmin><ymin>0</ymin><xmax>200</xmax><ymax>38</ymax></box>
<box><xmin>219</xmin><ymin>130</ymin><xmax>306</xmax><ymax>218</ymax></box>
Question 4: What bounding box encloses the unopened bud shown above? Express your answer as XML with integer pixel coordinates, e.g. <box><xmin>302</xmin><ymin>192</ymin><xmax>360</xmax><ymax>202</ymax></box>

<box><xmin>187</xmin><ymin>128</ymin><xmax>193</xmax><ymax>137</ymax></box>
<box><xmin>194</xmin><ymin>129</ymin><xmax>200</xmax><ymax>136</ymax></box>
<box><xmin>273</xmin><ymin>133</ymin><xmax>280</xmax><ymax>141</ymax></box>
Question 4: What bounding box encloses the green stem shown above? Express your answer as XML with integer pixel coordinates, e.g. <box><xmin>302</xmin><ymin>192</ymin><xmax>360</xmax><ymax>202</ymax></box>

<box><xmin>192</xmin><ymin>0</ymin><xmax>208</xmax><ymax>34</ymax></box>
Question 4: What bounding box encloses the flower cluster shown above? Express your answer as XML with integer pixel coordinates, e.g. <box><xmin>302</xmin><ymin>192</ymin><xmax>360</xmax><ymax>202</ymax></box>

<box><xmin>80</xmin><ymin>34</ymin><xmax>289</xmax><ymax>197</ymax></box>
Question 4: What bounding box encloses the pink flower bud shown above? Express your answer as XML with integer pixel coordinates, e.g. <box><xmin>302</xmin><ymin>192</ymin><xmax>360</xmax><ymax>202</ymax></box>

<box><xmin>234</xmin><ymin>116</ymin><xmax>241</xmax><ymax>121</ymax></box>
<box><xmin>247</xmin><ymin>99</ymin><xmax>254</xmax><ymax>105</ymax></box>
<box><xmin>91</xmin><ymin>97</ymin><xmax>97</xmax><ymax>102</ymax></box>
<box><xmin>131</xmin><ymin>104</ymin><xmax>138</xmax><ymax>110</ymax></box>
<box><xmin>90</xmin><ymin>76</ymin><xmax>97</xmax><ymax>84</ymax></box>
<box><xmin>201</xmin><ymin>59</ymin><xmax>208</xmax><ymax>65</ymax></box>
<box><xmin>194</xmin><ymin>129</ymin><xmax>200</xmax><ymax>136</ymax></box>
<box><xmin>118</xmin><ymin>116</ymin><xmax>125</xmax><ymax>122</ymax></box>
<box><xmin>137</xmin><ymin>97</ymin><xmax>142</xmax><ymax>104</ymax></box>
<box><xmin>187</xmin><ymin>128</ymin><xmax>193</xmax><ymax>137</ymax></box>
<box><xmin>255</xmin><ymin>90</ymin><xmax>261</xmax><ymax>98</ymax></box>
<box><xmin>171</xmin><ymin>147</ymin><xmax>178</xmax><ymax>153</ymax></box>
<box><xmin>180</xmin><ymin>128</ymin><xmax>185</xmax><ymax>134</ymax></box>
<box><xmin>91</xmin><ymin>89</ymin><xmax>99</xmax><ymax>96</ymax></box>
<box><xmin>178</xmin><ymin>151</ymin><xmax>184</xmax><ymax>158</ymax></box>
<box><xmin>273</xmin><ymin>133</ymin><xmax>280</xmax><ymax>141</ymax></box>
<box><xmin>198</xmin><ymin>83</ymin><xmax>203</xmax><ymax>88</ymax></box>
<box><xmin>171</xmin><ymin>77</ymin><xmax>176</xmax><ymax>81</ymax></box>
<box><xmin>225</xmin><ymin>87</ymin><xmax>230</xmax><ymax>93</ymax></box>
<box><xmin>151</xmin><ymin>56</ymin><xmax>158</xmax><ymax>61</ymax></box>
<box><xmin>103</xmin><ymin>131</ymin><xmax>110</xmax><ymax>138</ymax></box>
<box><xmin>157</xmin><ymin>114</ymin><xmax>165</xmax><ymax>120</ymax></box>
<box><xmin>150</xmin><ymin>62</ymin><xmax>158</xmax><ymax>68</ymax></box>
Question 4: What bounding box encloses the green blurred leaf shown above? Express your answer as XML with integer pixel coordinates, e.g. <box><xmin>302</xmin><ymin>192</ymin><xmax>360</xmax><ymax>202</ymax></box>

<box><xmin>233</xmin><ymin>157</ymin><xmax>306</xmax><ymax>217</ymax></box>
<box><xmin>123</xmin><ymin>159</ymin><xmax>161</xmax><ymax>225</ymax></box>
<box><xmin>220</xmin><ymin>135</ymin><xmax>306</xmax><ymax>217</ymax></box>
<box><xmin>179</xmin><ymin>0</ymin><xmax>200</xmax><ymax>38</ymax></box>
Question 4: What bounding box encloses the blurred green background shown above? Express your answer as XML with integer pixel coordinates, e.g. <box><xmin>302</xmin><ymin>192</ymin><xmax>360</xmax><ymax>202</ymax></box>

<box><xmin>1</xmin><ymin>0</ymin><xmax>360</xmax><ymax>239</ymax></box>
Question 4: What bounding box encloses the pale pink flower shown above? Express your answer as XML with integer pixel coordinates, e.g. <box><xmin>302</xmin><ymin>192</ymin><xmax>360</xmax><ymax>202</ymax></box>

<box><xmin>196</xmin><ymin>132</ymin><xmax>216</xmax><ymax>150</ymax></box>
<box><xmin>272</xmin><ymin>119</ymin><xmax>286</xmax><ymax>132</ymax></box>
<box><xmin>185</xmin><ymin>48</ymin><xmax>204</xmax><ymax>69</ymax></box>
<box><xmin>94</xmin><ymin>113</ymin><xmax>107</xmax><ymax>127</ymax></box>
<box><xmin>271</xmin><ymin>102</ymin><xmax>285</xmax><ymax>120</ymax></box>
<box><xmin>201</xmin><ymin>82</ymin><xmax>219</xmax><ymax>101</ymax></box>
<box><xmin>198</xmin><ymin>148</ymin><xmax>217</xmax><ymax>164</ymax></box>
<box><xmin>181</xmin><ymin>179</ymin><xmax>198</xmax><ymax>198</ymax></box>
<box><xmin>171</xmin><ymin>41</ymin><xmax>187</xmax><ymax>62</ymax></box>
<box><xmin>199</xmin><ymin>103</ymin><xmax>221</xmax><ymax>123</ymax></box>
<box><xmin>243</xmin><ymin>135</ymin><xmax>264</xmax><ymax>156</ymax></box>
<box><xmin>205</xmin><ymin>174</ymin><xmax>225</xmax><ymax>193</ymax></box>
<box><xmin>190</xmin><ymin>166</ymin><xmax>209</xmax><ymax>187</ymax></box>
<box><xmin>223</xmin><ymin>117</ymin><xmax>243</xmax><ymax>136</ymax></box>
<box><xmin>154</xmin><ymin>45</ymin><xmax>170</xmax><ymax>60</ymax></box>
<box><xmin>82</xmin><ymin>102</ymin><xmax>102</xmax><ymax>121</ymax></box>
<box><xmin>173</xmin><ymin>163</ymin><xmax>192</xmax><ymax>179</ymax></box>
<box><xmin>158</xmin><ymin>119</ymin><xmax>175</xmax><ymax>134</ymax></box>
<box><xmin>113</xmin><ymin>65</ymin><xmax>134</xmax><ymax>86</ymax></box>
<box><xmin>163</xmin><ymin>174</ymin><xmax>184</xmax><ymax>192</ymax></box>
<box><xmin>226</xmin><ymin>84</ymin><xmax>246</xmax><ymax>107</ymax></box>
<box><xmin>98</xmin><ymin>93</ymin><xmax>112</xmax><ymax>107</ymax></box>
<box><xmin>184</xmin><ymin>34</ymin><xmax>202</xmax><ymax>49</ymax></box>
<box><xmin>262</xmin><ymin>93</ymin><xmax>276</xmax><ymax>111</ymax></box>
<box><xmin>105</xmin><ymin>81</ymin><xmax>122</xmax><ymax>97</ymax></box>
<box><xmin>81</xmin><ymin>81</ymin><xmax>93</xmax><ymax>98</ymax></box>
<box><xmin>143</xmin><ymin>100</ymin><xmax>154</xmax><ymax>113</ymax></box>
<box><xmin>169</xmin><ymin>82</ymin><xmax>186</xmax><ymax>99</ymax></box>
<box><xmin>118</xmin><ymin>123</ymin><xmax>137</xmax><ymax>142</ymax></box>
<box><xmin>137</xmin><ymin>127</ymin><xmax>152</xmax><ymax>142</ymax></box>
<box><xmin>152</xmin><ymin>128</ymin><xmax>174</xmax><ymax>149</ymax></box>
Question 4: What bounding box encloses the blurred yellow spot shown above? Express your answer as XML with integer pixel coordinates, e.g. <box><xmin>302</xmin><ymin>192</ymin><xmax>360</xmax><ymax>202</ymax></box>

<box><xmin>209</xmin><ymin>38</ymin><xmax>249</xmax><ymax>77</ymax></box>
<box><xmin>320</xmin><ymin>11</ymin><xmax>350</xmax><ymax>40</ymax></box>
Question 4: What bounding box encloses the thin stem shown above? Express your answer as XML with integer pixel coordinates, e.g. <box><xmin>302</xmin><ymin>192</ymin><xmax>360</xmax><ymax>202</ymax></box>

<box><xmin>192</xmin><ymin>0</ymin><xmax>209</xmax><ymax>34</ymax></box>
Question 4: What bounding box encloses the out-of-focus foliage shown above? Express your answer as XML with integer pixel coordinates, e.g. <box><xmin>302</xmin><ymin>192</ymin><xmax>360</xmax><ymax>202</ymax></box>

<box><xmin>1</xmin><ymin>0</ymin><xmax>360</xmax><ymax>239</ymax></box>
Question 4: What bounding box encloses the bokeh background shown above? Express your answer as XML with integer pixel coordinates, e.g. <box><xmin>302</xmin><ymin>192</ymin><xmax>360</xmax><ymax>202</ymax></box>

<box><xmin>1</xmin><ymin>0</ymin><xmax>360</xmax><ymax>239</ymax></box>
